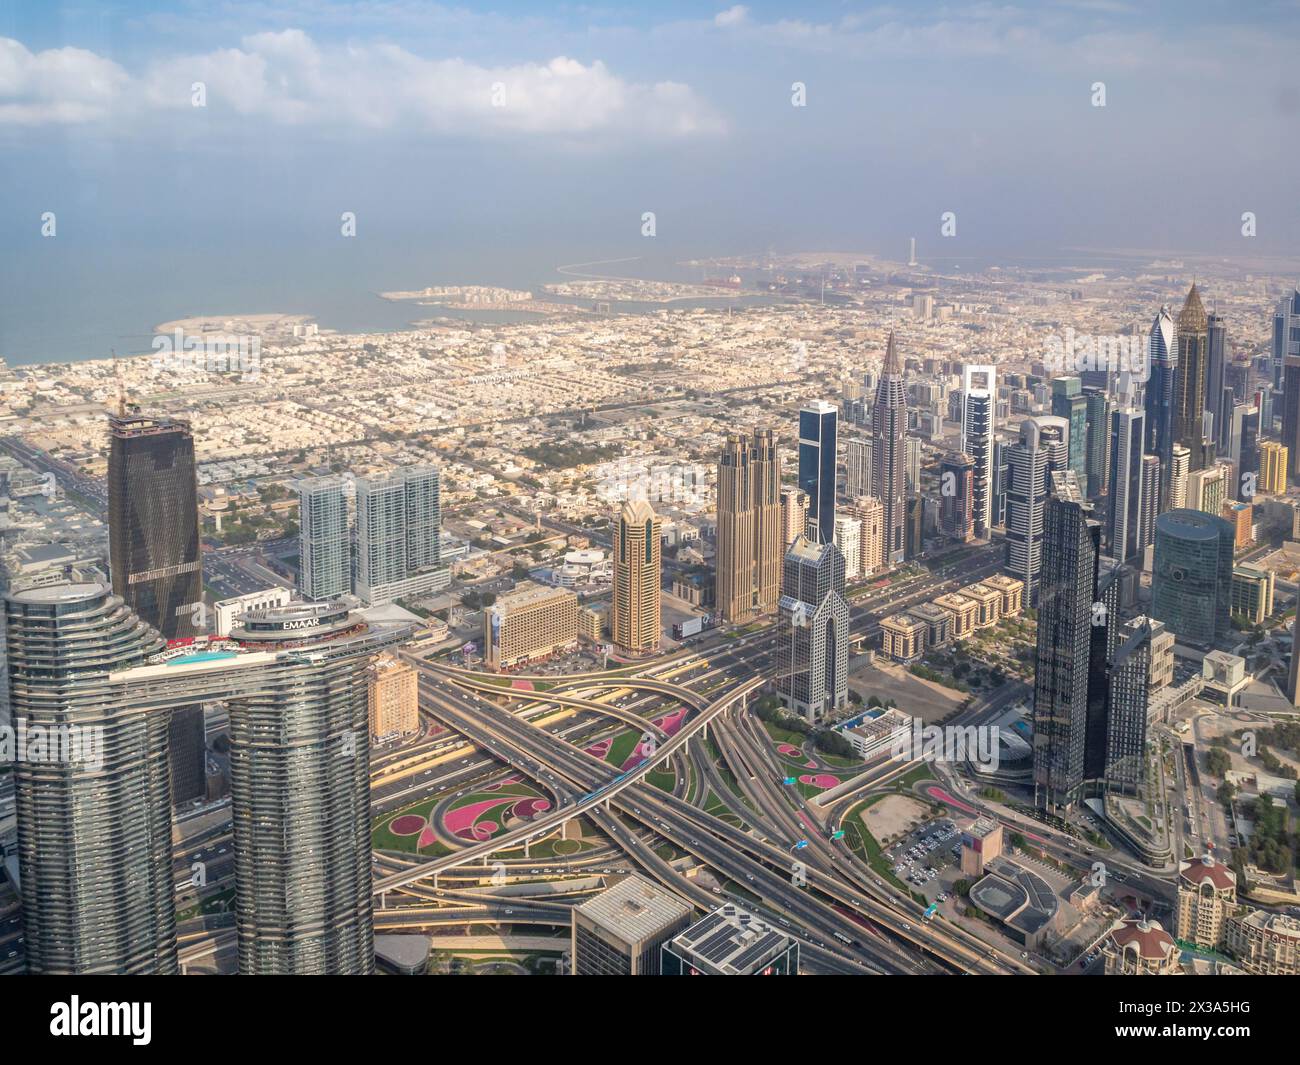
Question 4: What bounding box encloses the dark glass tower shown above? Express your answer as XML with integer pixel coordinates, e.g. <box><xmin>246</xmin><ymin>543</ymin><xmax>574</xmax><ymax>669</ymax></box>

<box><xmin>871</xmin><ymin>331</ymin><xmax>908</xmax><ymax>564</ymax></box>
<box><xmin>1050</xmin><ymin>376</ymin><xmax>1088</xmax><ymax>485</ymax></box>
<box><xmin>107</xmin><ymin>414</ymin><xmax>202</xmax><ymax>640</ymax></box>
<box><xmin>1173</xmin><ymin>284</ymin><xmax>1212</xmax><ymax>472</ymax></box>
<box><xmin>798</xmin><ymin>401</ymin><xmax>838</xmax><ymax>544</ymax></box>
<box><xmin>1032</xmin><ymin>471</ymin><xmax>1102</xmax><ymax>810</ymax></box>
<box><xmin>1151</xmin><ymin>509</ymin><xmax>1234</xmax><ymax>648</ymax></box>
<box><xmin>107</xmin><ymin>414</ymin><xmax>206</xmax><ymax>806</ymax></box>
<box><xmin>1206</xmin><ymin>311</ymin><xmax>1228</xmax><ymax>451</ymax></box>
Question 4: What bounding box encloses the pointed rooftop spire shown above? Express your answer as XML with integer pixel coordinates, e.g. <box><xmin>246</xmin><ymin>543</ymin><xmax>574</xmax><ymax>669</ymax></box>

<box><xmin>1178</xmin><ymin>281</ymin><xmax>1207</xmax><ymax>331</ymax></box>
<box><xmin>882</xmin><ymin>330</ymin><xmax>902</xmax><ymax>375</ymax></box>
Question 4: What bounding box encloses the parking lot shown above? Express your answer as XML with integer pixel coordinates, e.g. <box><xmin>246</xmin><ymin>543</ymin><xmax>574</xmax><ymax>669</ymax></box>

<box><xmin>887</xmin><ymin>818</ymin><xmax>960</xmax><ymax>903</ymax></box>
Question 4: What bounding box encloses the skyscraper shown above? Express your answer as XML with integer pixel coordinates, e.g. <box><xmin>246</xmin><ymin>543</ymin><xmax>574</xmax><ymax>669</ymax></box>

<box><xmin>715</xmin><ymin>430</ymin><xmax>782</xmax><ymax>621</ymax></box>
<box><xmin>1005</xmin><ymin>416</ymin><xmax>1068</xmax><ymax>604</ymax></box>
<box><xmin>6</xmin><ymin>583</ymin><xmax>173</xmax><ymax>974</ymax></box>
<box><xmin>1271</xmin><ymin>286</ymin><xmax>1300</xmax><ymax>392</ymax></box>
<box><xmin>1173</xmin><ymin>284</ymin><xmax>1212</xmax><ymax>472</ymax></box>
<box><xmin>1032</xmin><ymin>472</ymin><xmax>1102</xmax><ymax>810</ymax></box>
<box><xmin>939</xmin><ymin>451</ymin><xmax>975</xmax><ymax>541</ymax></box>
<box><xmin>1105</xmin><ymin>618</ymin><xmax>1155</xmax><ymax>795</ymax></box>
<box><xmin>224</xmin><ymin>600</ymin><xmax>397</xmax><ymax>974</ymax></box>
<box><xmin>779</xmin><ymin>487</ymin><xmax>807</xmax><ymax>547</ymax></box>
<box><xmin>1151</xmin><ymin>509</ymin><xmax>1234</xmax><ymax>648</ymax></box>
<box><xmin>107</xmin><ymin>414</ymin><xmax>202</xmax><ymax>639</ymax></box>
<box><xmin>1206</xmin><ymin>310</ymin><xmax>1228</xmax><ymax>451</ymax></box>
<box><xmin>1051</xmin><ymin>376</ymin><xmax>1088</xmax><ymax>485</ymax></box>
<box><xmin>1106</xmin><ymin>405</ymin><xmax>1146</xmax><ymax>565</ymax></box>
<box><xmin>106</xmin><ymin>414</ymin><xmax>205</xmax><ymax>807</ymax></box>
<box><xmin>1169</xmin><ymin>444</ymin><xmax>1191</xmax><ymax>510</ymax></box>
<box><xmin>961</xmin><ymin>364</ymin><xmax>996</xmax><ymax>538</ymax></box>
<box><xmin>354</xmin><ymin>465</ymin><xmax>448</xmax><ymax>606</ymax></box>
<box><xmin>1083</xmin><ymin>387</ymin><xmax>1112</xmax><ymax>499</ymax></box>
<box><xmin>612</xmin><ymin>498</ymin><xmax>661</xmax><ymax>654</ymax></box>
<box><xmin>1282</xmin><ymin>355</ymin><xmax>1300</xmax><ymax>485</ymax></box>
<box><xmin>844</xmin><ymin>496</ymin><xmax>884</xmax><ymax>576</ymax></box>
<box><xmin>845</xmin><ymin>436</ymin><xmax>872</xmax><ymax>499</ymax></box>
<box><xmin>1138</xmin><ymin>454</ymin><xmax>1161</xmax><ymax>558</ymax></box>
<box><xmin>872</xmin><ymin>331</ymin><xmax>908</xmax><ymax>565</ymax></box>
<box><xmin>798</xmin><ymin>400</ymin><xmax>838</xmax><ymax>544</ymax></box>
<box><xmin>776</xmin><ymin>537</ymin><xmax>849</xmax><ymax>722</ymax></box>
<box><xmin>1144</xmin><ymin>305</ymin><xmax>1178</xmax><ymax>508</ymax></box>
<box><xmin>298</xmin><ymin>475</ymin><xmax>351</xmax><ymax>600</ymax></box>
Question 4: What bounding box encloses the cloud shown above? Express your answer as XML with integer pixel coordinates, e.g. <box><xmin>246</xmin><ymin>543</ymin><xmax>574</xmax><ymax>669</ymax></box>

<box><xmin>1</xmin><ymin>29</ymin><xmax>724</xmax><ymax>140</ymax></box>
<box><xmin>0</xmin><ymin>38</ymin><xmax>129</xmax><ymax>124</ymax></box>
<box><xmin>714</xmin><ymin>6</ymin><xmax>750</xmax><ymax>28</ymax></box>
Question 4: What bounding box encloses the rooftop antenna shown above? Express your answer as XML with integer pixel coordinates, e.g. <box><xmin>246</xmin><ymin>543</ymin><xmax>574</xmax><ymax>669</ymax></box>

<box><xmin>111</xmin><ymin>348</ymin><xmax>126</xmax><ymax>417</ymax></box>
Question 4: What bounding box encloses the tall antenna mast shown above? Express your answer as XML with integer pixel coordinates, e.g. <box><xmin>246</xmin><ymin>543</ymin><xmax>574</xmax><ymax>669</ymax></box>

<box><xmin>112</xmin><ymin>348</ymin><xmax>126</xmax><ymax>417</ymax></box>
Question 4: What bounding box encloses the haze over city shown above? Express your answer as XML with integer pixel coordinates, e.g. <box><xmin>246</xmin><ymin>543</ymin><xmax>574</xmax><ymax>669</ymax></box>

<box><xmin>0</xmin><ymin>0</ymin><xmax>1297</xmax><ymax>1027</ymax></box>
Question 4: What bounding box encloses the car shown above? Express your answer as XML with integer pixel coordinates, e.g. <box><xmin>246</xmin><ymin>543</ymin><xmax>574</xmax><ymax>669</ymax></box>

<box><xmin>504</xmin><ymin>908</ymin><xmax>514</xmax><ymax>915</ymax></box>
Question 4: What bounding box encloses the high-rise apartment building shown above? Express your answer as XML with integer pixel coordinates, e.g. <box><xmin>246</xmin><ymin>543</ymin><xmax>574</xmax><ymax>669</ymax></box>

<box><xmin>297</xmin><ymin>475</ymin><xmax>351</xmax><ymax>601</ymax></box>
<box><xmin>1283</xmin><ymin>354</ymin><xmax>1300</xmax><ymax>485</ymax></box>
<box><xmin>367</xmin><ymin>653</ymin><xmax>419</xmax><ymax>741</ymax></box>
<box><xmin>10</xmin><ymin>587</ymin><xmax>408</xmax><ymax>976</ymax></box>
<box><xmin>354</xmin><ymin>465</ymin><xmax>448</xmax><ymax>606</ymax></box>
<box><xmin>833</xmin><ymin>516</ymin><xmax>862</xmax><ymax>581</ymax></box>
<box><xmin>612</xmin><ymin>499</ymin><xmax>661</xmax><ymax>655</ymax></box>
<box><xmin>1104</xmin><ymin>618</ymin><xmax>1155</xmax><ymax>794</ymax></box>
<box><xmin>1169</xmin><ymin>444</ymin><xmax>1191</xmax><ymax>510</ymax></box>
<box><xmin>776</xmin><ymin>537</ymin><xmax>849</xmax><ymax>722</ymax></box>
<box><xmin>1259</xmin><ymin>440</ymin><xmax>1288</xmax><ymax>495</ymax></box>
<box><xmin>714</xmin><ymin>430</ymin><xmax>782</xmax><ymax>622</ymax></box>
<box><xmin>5</xmin><ymin>583</ymin><xmax>173</xmax><ymax>974</ymax></box>
<box><xmin>962</xmin><ymin>365</ymin><xmax>997</xmax><ymax>538</ymax></box>
<box><xmin>872</xmin><ymin>333</ymin><xmax>908</xmax><ymax>565</ymax></box>
<box><xmin>845</xmin><ymin>436</ymin><xmax>872</xmax><ymax>500</ymax></box>
<box><xmin>844</xmin><ymin>496</ymin><xmax>884</xmax><ymax>576</ymax></box>
<box><xmin>779</xmin><ymin>487</ymin><xmax>808</xmax><ymax>548</ymax></box>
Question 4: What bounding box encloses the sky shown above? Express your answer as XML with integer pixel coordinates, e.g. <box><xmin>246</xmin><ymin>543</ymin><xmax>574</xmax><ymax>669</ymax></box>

<box><xmin>1</xmin><ymin>1</ymin><xmax>1299</xmax><ymax>361</ymax></box>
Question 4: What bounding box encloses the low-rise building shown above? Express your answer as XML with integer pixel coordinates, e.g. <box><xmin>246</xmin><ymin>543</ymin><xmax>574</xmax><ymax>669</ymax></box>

<box><xmin>661</xmin><ymin>903</ymin><xmax>799</xmax><ymax>975</ymax></box>
<box><xmin>1101</xmin><ymin>916</ymin><xmax>1179</xmax><ymax>975</ymax></box>
<box><xmin>964</xmin><ymin>582</ymin><xmax>1002</xmax><ymax>628</ymax></box>
<box><xmin>880</xmin><ymin>612</ymin><xmax>926</xmax><ymax>663</ymax></box>
<box><xmin>981</xmin><ymin>574</ymin><xmax>1024</xmax><ymax>618</ymax></box>
<box><xmin>484</xmin><ymin>582</ymin><xmax>579</xmax><ymax>670</ymax></box>
<box><xmin>933</xmin><ymin>592</ymin><xmax>977</xmax><ymax>639</ymax></box>
<box><xmin>1225</xmin><ymin>909</ymin><xmax>1300</xmax><ymax>975</ymax></box>
<box><xmin>1175</xmin><ymin>854</ymin><xmax>1238</xmax><ymax>950</ymax></box>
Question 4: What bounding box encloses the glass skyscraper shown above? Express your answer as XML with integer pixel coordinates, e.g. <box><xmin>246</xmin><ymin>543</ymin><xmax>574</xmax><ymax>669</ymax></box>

<box><xmin>961</xmin><ymin>365</ymin><xmax>996</xmax><ymax>538</ymax></box>
<box><xmin>1151</xmin><ymin>509</ymin><xmax>1234</xmax><ymax>648</ymax></box>
<box><xmin>355</xmin><ymin>465</ymin><xmax>446</xmax><ymax>605</ymax></box>
<box><xmin>798</xmin><ymin>400</ymin><xmax>838</xmax><ymax>544</ymax></box>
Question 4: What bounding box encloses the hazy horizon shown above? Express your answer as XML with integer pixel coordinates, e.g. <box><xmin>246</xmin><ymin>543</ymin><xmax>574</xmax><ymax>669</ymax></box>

<box><xmin>3</xmin><ymin>0</ymin><xmax>1300</xmax><ymax>362</ymax></box>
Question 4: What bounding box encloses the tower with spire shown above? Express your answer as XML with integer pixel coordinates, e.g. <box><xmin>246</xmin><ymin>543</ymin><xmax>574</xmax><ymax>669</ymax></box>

<box><xmin>1173</xmin><ymin>283</ymin><xmax>1212</xmax><ymax>472</ymax></box>
<box><xmin>872</xmin><ymin>331</ymin><xmax>908</xmax><ymax>565</ymax></box>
